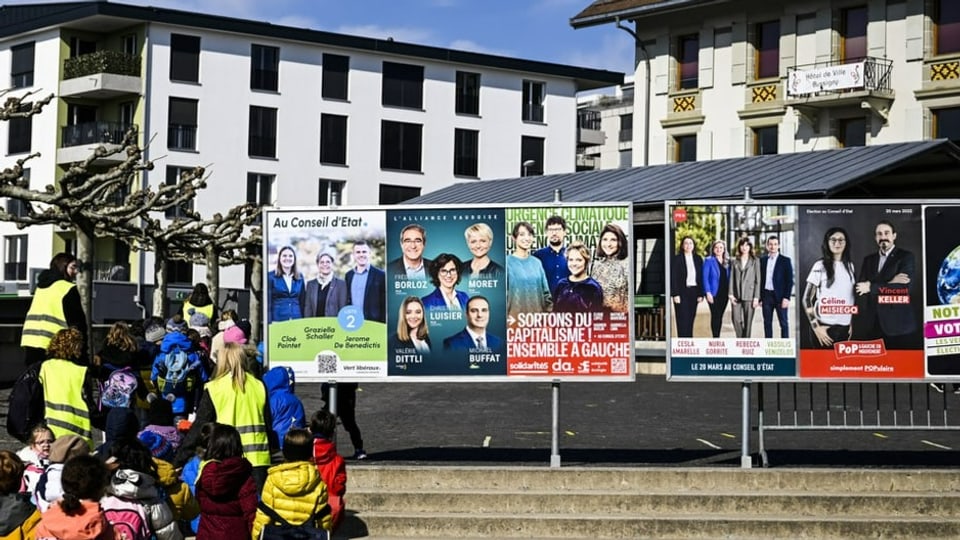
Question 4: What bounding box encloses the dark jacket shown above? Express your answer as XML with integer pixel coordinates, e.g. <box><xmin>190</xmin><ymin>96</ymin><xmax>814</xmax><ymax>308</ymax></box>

<box><xmin>0</xmin><ymin>492</ymin><xmax>39</xmax><ymax>537</ymax></box>
<box><xmin>345</xmin><ymin>266</ymin><xmax>386</xmax><ymax>323</ymax></box>
<box><xmin>196</xmin><ymin>456</ymin><xmax>258</xmax><ymax>540</ymax></box>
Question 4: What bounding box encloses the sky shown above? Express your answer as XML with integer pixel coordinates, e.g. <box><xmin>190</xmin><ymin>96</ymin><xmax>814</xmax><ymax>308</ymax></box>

<box><xmin>9</xmin><ymin>0</ymin><xmax>636</xmax><ymax>74</ymax></box>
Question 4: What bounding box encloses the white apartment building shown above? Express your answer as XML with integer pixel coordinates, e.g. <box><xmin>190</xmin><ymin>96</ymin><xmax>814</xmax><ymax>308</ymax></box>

<box><xmin>0</xmin><ymin>1</ymin><xmax>622</xmax><ymax>296</ymax></box>
<box><xmin>572</xmin><ymin>0</ymin><xmax>960</xmax><ymax>164</ymax></box>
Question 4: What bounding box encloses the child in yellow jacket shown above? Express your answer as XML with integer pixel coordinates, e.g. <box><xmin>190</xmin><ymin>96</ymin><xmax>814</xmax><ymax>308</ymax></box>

<box><xmin>252</xmin><ymin>429</ymin><xmax>332</xmax><ymax>538</ymax></box>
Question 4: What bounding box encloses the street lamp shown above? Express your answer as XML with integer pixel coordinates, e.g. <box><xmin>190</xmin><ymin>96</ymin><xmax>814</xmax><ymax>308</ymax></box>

<box><xmin>522</xmin><ymin>159</ymin><xmax>536</xmax><ymax>176</ymax></box>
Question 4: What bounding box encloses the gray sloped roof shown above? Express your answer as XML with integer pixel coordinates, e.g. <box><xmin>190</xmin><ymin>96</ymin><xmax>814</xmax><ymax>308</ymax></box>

<box><xmin>408</xmin><ymin>140</ymin><xmax>960</xmax><ymax>207</ymax></box>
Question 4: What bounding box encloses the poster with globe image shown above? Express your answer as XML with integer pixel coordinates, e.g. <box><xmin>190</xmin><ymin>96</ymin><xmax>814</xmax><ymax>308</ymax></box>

<box><xmin>923</xmin><ymin>205</ymin><xmax>960</xmax><ymax>376</ymax></box>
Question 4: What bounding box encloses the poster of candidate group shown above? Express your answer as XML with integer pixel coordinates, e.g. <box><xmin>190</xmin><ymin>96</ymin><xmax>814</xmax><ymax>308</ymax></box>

<box><xmin>667</xmin><ymin>200</ymin><xmax>932</xmax><ymax>382</ymax></box>
<box><xmin>265</xmin><ymin>203</ymin><xmax>634</xmax><ymax>382</ymax></box>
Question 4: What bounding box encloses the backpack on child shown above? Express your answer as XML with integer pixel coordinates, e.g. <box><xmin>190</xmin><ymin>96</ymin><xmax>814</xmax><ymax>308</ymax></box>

<box><xmin>100</xmin><ymin>367</ymin><xmax>138</xmax><ymax>409</ymax></box>
<box><xmin>6</xmin><ymin>362</ymin><xmax>44</xmax><ymax>443</ymax></box>
<box><xmin>103</xmin><ymin>506</ymin><xmax>153</xmax><ymax>540</ymax></box>
<box><xmin>257</xmin><ymin>502</ymin><xmax>330</xmax><ymax>540</ymax></box>
<box><xmin>157</xmin><ymin>346</ymin><xmax>193</xmax><ymax>395</ymax></box>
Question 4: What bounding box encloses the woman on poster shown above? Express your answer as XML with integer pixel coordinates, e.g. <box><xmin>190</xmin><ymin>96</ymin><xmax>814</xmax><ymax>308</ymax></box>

<box><xmin>554</xmin><ymin>241</ymin><xmax>604</xmax><ymax>313</ymax></box>
<box><xmin>703</xmin><ymin>240</ymin><xmax>730</xmax><ymax>338</ymax></box>
<box><xmin>393</xmin><ymin>296</ymin><xmax>431</xmax><ymax>354</ymax></box>
<box><xmin>803</xmin><ymin>227</ymin><xmax>856</xmax><ymax>347</ymax></box>
<box><xmin>462</xmin><ymin>223</ymin><xmax>504</xmax><ymax>278</ymax></box>
<box><xmin>421</xmin><ymin>254</ymin><xmax>469</xmax><ymax>312</ymax></box>
<box><xmin>269</xmin><ymin>245</ymin><xmax>304</xmax><ymax>323</ymax></box>
<box><xmin>590</xmin><ymin>223</ymin><xmax>629</xmax><ymax>313</ymax></box>
<box><xmin>506</xmin><ymin>221</ymin><xmax>552</xmax><ymax>316</ymax></box>
<box><xmin>670</xmin><ymin>236</ymin><xmax>703</xmax><ymax>338</ymax></box>
<box><xmin>729</xmin><ymin>237</ymin><xmax>761</xmax><ymax>338</ymax></box>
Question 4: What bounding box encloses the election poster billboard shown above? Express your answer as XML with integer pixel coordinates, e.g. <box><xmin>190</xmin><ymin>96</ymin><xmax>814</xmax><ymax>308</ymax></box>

<box><xmin>666</xmin><ymin>200</ymin><xmax>935</xmax><ymax>382</ymax></box>
<box><xmin>264</xmin><ymin>203</ymin><xmax>634</xmax><ymax>382</ymax></box>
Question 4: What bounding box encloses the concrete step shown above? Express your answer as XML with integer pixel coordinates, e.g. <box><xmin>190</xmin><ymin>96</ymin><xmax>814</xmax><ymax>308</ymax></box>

<box><xmin>348</xmin><ymin>490</ymin><xmax>960</xmax><ymax>517</ymax></box>
<box><xmin>340</xmin><ymin>513</ymin><xmax>960</xmax><ymax>539</ymax></box>
<box><xmin>348</xmin><ymin>465</ymin><xmax>960</xmax><ymax>493</ymax></box>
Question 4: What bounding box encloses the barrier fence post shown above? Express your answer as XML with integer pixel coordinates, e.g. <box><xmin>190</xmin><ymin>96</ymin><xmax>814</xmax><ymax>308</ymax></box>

<box><xmin>551</xmin><ymin>381</ymin><xmax>561</xmax><ymax>467</ymax></box>
<box><xmin>741</xmin><ymin>382</ymin><xmax>752</xmax><ymax>468</ymax></box>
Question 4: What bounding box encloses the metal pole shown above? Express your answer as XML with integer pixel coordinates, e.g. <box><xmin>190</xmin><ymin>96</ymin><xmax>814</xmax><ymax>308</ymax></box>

<box><xmin>551</xmin><ymin>381</ymin><xmax>561</xmax><ymax>467</ymax></box>
<box><xmin>741</xmin><ymin>382</ymin><xmax>752</xmax><ymax>468</ymax></box>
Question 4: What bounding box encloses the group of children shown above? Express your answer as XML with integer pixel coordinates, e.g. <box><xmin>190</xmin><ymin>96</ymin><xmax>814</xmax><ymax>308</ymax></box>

<box><xmin>3</xmin><ymin>311</ymin><xmax>349</xmax><ymax>539</ymax></box>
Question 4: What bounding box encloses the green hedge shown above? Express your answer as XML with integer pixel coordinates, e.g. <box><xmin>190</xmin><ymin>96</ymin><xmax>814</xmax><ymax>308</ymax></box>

<box><xmin>64</xmin><ymin>51</ymin><xmax>141</xmax><ymax>79</ymax></box>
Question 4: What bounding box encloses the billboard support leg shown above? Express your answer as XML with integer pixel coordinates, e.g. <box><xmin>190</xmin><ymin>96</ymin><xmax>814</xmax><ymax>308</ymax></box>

<box><xmin>551</xmin><ymin>381</ymin><xmax>561</xmax><ymax>468</ymax></box>
<box><xmin>741</xmin><ymin>382</ymin><xmax>752</xmax><ymax>468</ymax></box>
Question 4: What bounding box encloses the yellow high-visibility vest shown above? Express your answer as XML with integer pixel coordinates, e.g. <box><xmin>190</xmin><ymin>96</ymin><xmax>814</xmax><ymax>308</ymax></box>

<box><xmin>40</xmin><ymin>359</ymin><xmax>92</xmax><ymax>447</ymax></box>
<box><xmin>183</xmin><ymin>301</ymin><xmax>214</xmax><ymax>322</ymax></box>
<box><xmin>21</xmin><ymin>280</ymin><xmax>74</xmax><ymax>350</ymax></box>
<box><xmin>207</xmin><ymin>374</ymin><xmax>270</xmax><ymax>466</ymax></box>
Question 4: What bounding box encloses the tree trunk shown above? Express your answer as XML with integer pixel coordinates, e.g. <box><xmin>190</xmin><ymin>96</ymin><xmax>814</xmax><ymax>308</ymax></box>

<box><xmin>74</xmin><ymin>229</ymin><xmax>94</xmax><ymax>357</ymax></box>
<box><xmin>153</xmin><ymin>253</ymin><xmax>168</xmax><ymax>318</ymax></box>
<box><xmin>205</xmin><ymin>245</ymin><xmax>219</xmax><ymax>312</ymax></box>
<box><xmin>249</xmin><ymin>257</ymin><xmax>262</xmax><ymax>342</ymax></box>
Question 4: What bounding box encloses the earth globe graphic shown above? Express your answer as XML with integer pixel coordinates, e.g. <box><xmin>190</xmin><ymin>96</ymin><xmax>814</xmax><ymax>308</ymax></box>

<box><xmin>937</xmin><ymin>245</ymin><xmax>960</xmax><ymax>304</ymax></box>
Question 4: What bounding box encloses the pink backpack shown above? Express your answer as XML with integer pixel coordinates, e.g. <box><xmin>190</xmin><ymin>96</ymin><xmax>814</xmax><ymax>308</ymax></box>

<box><xmin>103</xmin><ymin>506</ymin><xmax>152</xmax><ymax>540</ymax></box>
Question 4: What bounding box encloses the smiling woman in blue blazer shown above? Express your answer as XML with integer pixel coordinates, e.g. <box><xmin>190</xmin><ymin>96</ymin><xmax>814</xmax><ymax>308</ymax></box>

<box><xmin>702</xmin><ymin>240</ymin><xmax>730</xmax><ymax>338</ymax></box>
<box><xmin>269</xmin><ymin>245</ymin><xmax>304</xmax><ymax>323</ymax></box>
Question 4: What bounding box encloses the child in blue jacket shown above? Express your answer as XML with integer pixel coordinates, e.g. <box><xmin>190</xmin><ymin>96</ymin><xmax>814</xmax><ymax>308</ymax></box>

<box><xmin>151</xmin><ymin>327</ymin><xmax>207</xmax><ymax>419</ymax></box>
<box><xmin>263</xmin><ymin>366</ymin><xmax>306</xmax><ymax>449</ymax></box>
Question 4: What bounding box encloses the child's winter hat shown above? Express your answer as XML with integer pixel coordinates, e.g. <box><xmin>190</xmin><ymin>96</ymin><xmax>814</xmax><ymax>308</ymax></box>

<box><xmin>146</xmin><ymin>394</ymin><xmax>175</xmax><ymax>427</ymax></box>
<box><xmin>138</xmin><ymin>431</ymin><xmax>174</xmax><ymax>461</ymax></box>
<box><xmin>188</xmin><ymin>309</ymin><xmax>212</xmax><ymax>337</ymax></box>
<box><xmin>223</xmin><ymin>325</ymin><xmax>247</xmax><ymax>345</ymax></box>
<box><xmin>166</xmin><ymin>316</ymin><xmax>187</xmax><ymax>334</ymax></box>
<box><xmin>49</xmin><ymin>435</ymin><xmax>90</xmax><ymax>463</ymax></box>
<box><xmin>144</xmin><ymin>322</ymin><xmax>166</xmax><ymax>343</ymax></box>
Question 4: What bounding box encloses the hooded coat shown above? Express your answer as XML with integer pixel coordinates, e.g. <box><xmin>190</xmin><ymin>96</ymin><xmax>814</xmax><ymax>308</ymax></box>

<box><xmin>151</xmin><ymin>332</ymin><xmax>204</xmax><ymax>415</ymax></box>
<box><xmin>103</xmin><ymin>468</ymin><xmax>180</xmax><ymax>540</ymax></box>
<box><xmin>263</xmin><ymin>367</ymin><xmax>306</xmax><ymax>448</ymax></box>
<box><xmin>152</xmin><ymin>458</ymin><xmax>198</xmax><ymax>523</ymax></box>
<box><xmin>195</xmin><ymin>457</ymin><xmax>257</xmax><ymax>539</ymax></box>
<box><xmin>34</xmin><ymin>500</ymin><xmax>113</xmax><ymax>540</ymax></box>
<box><xmin>251</xmin><ymin>461</ymin><xmax>331</xmax><ymax>539</ymax></box>
<box><xmin>313</xmin><ymin>435</ymin><xmax>346</xmax><ymax>532</ymax></box>
<box><xmin>0</xmin><ymin>492</ymin><xmax>40</xmax><ymax>539</ymax></box>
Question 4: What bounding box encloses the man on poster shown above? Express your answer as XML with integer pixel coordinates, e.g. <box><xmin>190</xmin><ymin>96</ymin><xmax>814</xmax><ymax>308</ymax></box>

<box><xmin>387</xmin><ymin>224</ymin><xmax>431</xmax><ymax>279</ymax></box>
<box><xmin>345</xmin><ymin>240</ymin><xmax>386</xmax><ymax>323</ymax></box>
<box><xmin>534</xmin><ymin>215</ymin><xmax>569</xmax><ymax>296</ymax></box>
<box><xmin>443</xmin><ymin>295</ymin><xmax>502</xmax><ymax>351</ymax></box>
<box><xmin>760</xmin><ymin>235</ymin><xmax>794</xmax><ymax>338</ymax></box>
<box><xmin>854</xmin><ymin>219</ymin><xmax>918</xmax><ymax>348</ymax></box>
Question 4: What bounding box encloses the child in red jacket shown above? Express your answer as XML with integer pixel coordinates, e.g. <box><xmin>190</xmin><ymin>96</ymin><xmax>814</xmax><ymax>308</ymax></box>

<box><xmin>310</xmin><ymin>410</ymin><xmax>347</xmax><ymax>532</ymax></box>
<box><xmin>195</xmin><ymin>423</ymin><xmax>258</xmax><ymax>540</ymax></box>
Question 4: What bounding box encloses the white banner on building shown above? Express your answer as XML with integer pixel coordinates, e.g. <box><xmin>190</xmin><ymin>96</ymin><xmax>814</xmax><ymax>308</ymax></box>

<box><xmin>788</xmin><ymin>61</ymin><xmax>865</xmax><ymax>96</ymax></box>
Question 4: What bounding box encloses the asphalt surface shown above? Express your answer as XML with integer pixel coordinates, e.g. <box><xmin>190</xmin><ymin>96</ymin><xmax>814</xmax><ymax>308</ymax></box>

<box><xmin>3</xmin><ymin>374</ymin><xmax>959</xmax><ymax>468</ymax></box>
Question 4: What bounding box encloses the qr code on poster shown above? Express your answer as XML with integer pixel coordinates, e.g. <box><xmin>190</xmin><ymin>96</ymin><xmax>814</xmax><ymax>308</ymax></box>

<box><xmin>610</xmin><ymin>358</ymin><xmax>628</xmax><ymax>374</ymax></box>
<box><xmin>315</xmin><ymin>353</ymin><xmax>338</xmax><ymax>374</ymax></box>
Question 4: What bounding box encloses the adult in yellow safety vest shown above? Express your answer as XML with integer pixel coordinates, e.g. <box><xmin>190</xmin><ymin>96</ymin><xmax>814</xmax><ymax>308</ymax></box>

<box><xmin>174</xmin><ymin>342</ymin><xmax>274</xmax><ymax>490</ymax></box>
<box><xmin>39</xmin><ymin>328</ymin><xmax>97</xmax><ymax>448</ymax></box>
<box><xmin>21</xmin><ymin>253</ymin><xmax>86</xmax><ymax>366</ymax></box>
<box><xmin>178</xmin><ymin>282</ymin><xmax>216</xmax><ymax>326</ymax></box>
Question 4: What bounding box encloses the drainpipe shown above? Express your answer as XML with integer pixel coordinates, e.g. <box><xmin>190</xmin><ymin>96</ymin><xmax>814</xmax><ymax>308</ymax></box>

<box><xmin>137</xmin><ymin>26</ymin><xmax>152</xmax><ymax>319</ymax></box>
<box><xmin>615</xmin><ymin>17</ymin><xmax>651</xmax><ymax>167</ymax></box>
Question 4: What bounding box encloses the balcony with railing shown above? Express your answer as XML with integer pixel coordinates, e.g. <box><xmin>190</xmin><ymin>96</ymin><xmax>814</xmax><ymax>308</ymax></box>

<box><xmin>786</xmin><ymin>56</ymin><xmax>894</xmax><ymax>124</ymax></box>
<box><xmin>577</xmin><ymin>110</ymin><xmax>604</xmax><ymax>146</ymax></box>
<box><xmin>60</xmin><ymin>51</ymin><xmax>142</xmax><ymax>98</ymax></box>
<box><xmin>57</xmin><ymin>121</ymin><xmax>137</xmax><ymax>164</ymax></box>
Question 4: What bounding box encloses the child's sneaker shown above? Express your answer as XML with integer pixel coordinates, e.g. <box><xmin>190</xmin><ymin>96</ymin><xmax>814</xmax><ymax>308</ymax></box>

<box><xmin>352</xmin><ymin>449</ymin><xmax>368</xmax><ymax>460</ymax></box>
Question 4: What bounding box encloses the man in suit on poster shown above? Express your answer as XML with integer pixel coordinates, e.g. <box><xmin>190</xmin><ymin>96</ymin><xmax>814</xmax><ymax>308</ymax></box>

<box><xmin>759</xmin><ymin>235</ymin><xmax>794</xmax><ymax>338</ymax></box>
<box><xmin>443</xmin><ymin>295</ymin><xmax>503</xmax><ymax>351</ymax></box>
<box><xmin>345</xmin><ymin>240</ymin><xmax>386</xmax><ymax>323</ymax></box>
<box><xmin>387</xmin><ymin>224</ymin><xmax>432</xmax><ymax>279</ymax></box>
<box><xmin>854</xmin><ymin>220</ymin><xmax>918</xmax><ymax>348</ymax></box>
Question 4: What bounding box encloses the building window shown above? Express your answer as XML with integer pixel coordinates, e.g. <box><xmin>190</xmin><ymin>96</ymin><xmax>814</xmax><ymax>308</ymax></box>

<box><xmin>838</xmin><ymin>117</ymin><xmax>866</xmax><ymax>147</ymax></box>
<box><xmin>249</xmin><ymin>106</ymin><xmax>277</xmax><ymax>158</ymax></box>
<box><xmin>10</xmin><ymin>42</ymin><xmax>34</xmax><ymax>89</ymax></box>
<box><xmin>122</xmin><ymin>34</ymin><xmax>137</xmax><ymax>56</ymax></box>
<box><xmin>755</xmin><ymin>21</ymin><xmax>780</xmax><ymax>79</ymax></box>
<box><xmin>379</xmin><ymin>184</ymin><xmax>421</xmax><ymax>205</ymax></box>
<box><xmin>318</xmin><ymin>179</ymin><xmax>345</xmax><ymax>206</ymax></box>
<box><xmin>937</xmin><ymin>0</ymin><xmax>960</xmax><ymax>55</ymax></box>
<box><xmin>934</xmin><ymin>108</ymin><xmax>960</xmax><ymax>144</ymax></box>
<box><xmin>455</xmin><ymin>71</ymin><xmax>480</xmax><ymax>115</ymax></box>
<box><xmin>753</xmin><ymin>126</ymin><xmax>778</xmax><ymax>155</ymax></box>
<box><xmin>168</xmin><ymin>98</ymin><xmax>198</xmax><ymax>151</ymax></box>
<box><xmin>247</xmin><ymin>172</ymin><xmax>275</xmax><ymax>207</ymax></box>
<box><xmin>678</xmin><ymin>34</ymin><xmax>699</xmax><ymax>89</ymax></box>
<box><xmin>521</xmin><ymin>136</ymin><xmax>544</xmax><ymax>176</ymax></box>
<box><xmin>5</xmin><ymin>235</ymin><xmax>27</xmax><ymax>281</ymax></box>
<box><xmin>522</xmin><ymin>80</ymin><xmax>545</xmax><ymax>122</ymax></box>
<box><xmin>170</xmin><ymin>34</ymin><xmax>200</xmax><ymax>82</ymax></box>
<box><xmin>69</xmin><ymin>38</ymin><xmax>96</xmax><ymax>58</ymax></box>
<box><xmin>8</xmin><ymin>104</ymin><xmax>31</xmax><ymax>154</ymax></box>
<box><xmin>320</xmin><ymin>114</ymin><xmax>347</xmax><ymax>165</ymax></box>
<box><xmin>165</xmin><ymin>166</ymin><xmax>196</xmax><ymax>219</ymax></box>
<box><xmin>6</xmin><ymin>168</ymin><xmax>28</xmax><ymax>218</ymax></box>
<box><xmin>322</xmin><ymin>54</ymin><xmax>349</xmax><ymax>100</ymax></box>
<box><xmin>675</xmin><ymin>134</ymin><xmax>697</xmax><ymax>162</ymax></box>
<box><xmin>841</xmin><ymin>6</ymin><xmax>867</xmax><ymax>61</ymax></box>
<box><xmin>382</xmin><ymin>62</ymin><xmax>424</xmax><ymax>109</ymax></box>
<box><xmin>619</xmin><ymin>114</ymin><xmax>633</xmax><ymax>142</ymax></box>
<box><xmin>380</xmin><ymin>121</ymin><xmax>422</xmax><ymax>172</ymax></box>
<box><xmin>250</xmin><ymin>44</ymin><xmax>279</xmax><ymax>91</ymax></box>
<box><xmin>166</xmin><ymin>260</ymin><xmax>192</xmax><ymax>285</ymax></box>
<box><xmin>454</xmin><ymin>128</ymin><xmax>479</xmax><ymax>177</ymax></box>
